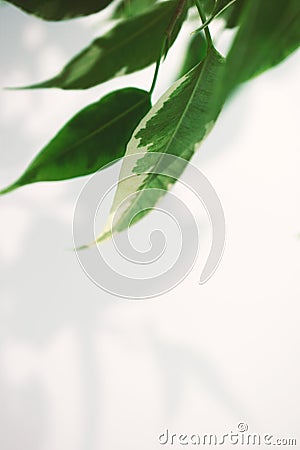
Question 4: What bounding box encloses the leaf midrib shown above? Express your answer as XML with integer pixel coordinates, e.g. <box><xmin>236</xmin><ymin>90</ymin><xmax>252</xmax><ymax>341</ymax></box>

<box><xmin>164</xmin><ymin>51</ymin><xmax>211</xmax><ymax>155</ymax></box>
<box><xmin>31</xmin><ymin>94</ymin><xmax>149</xmax><ymax>169</ymax></box>
<box><xmin>112</xmin><ymin>50</ymin><xmax>215</xmax><ymax>233</ymax></box>
<box><xmin>57</xmin><ymin>1</ymin><xmax>174</xmax><ymax>82</ymax></box>
<box><xmin>99</xmin><ymin>2</ymin><xmax>173</xmax><ymax>56</ymax></box>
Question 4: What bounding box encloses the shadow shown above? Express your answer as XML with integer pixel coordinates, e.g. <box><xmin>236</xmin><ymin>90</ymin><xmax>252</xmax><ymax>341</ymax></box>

<box><xmin>148</xmin><ymin>326</ymin><xmax>249</xmax><ymax>422</ymax></box>
<box><xmin>0</xmin><ymin>184</ymin><xmax>116</xmax><ymax>449</ymax></box>
<box><xmin>0</xmin><ymin>377</ymin><xmax>47</xmax><ymax>450</ymax></box>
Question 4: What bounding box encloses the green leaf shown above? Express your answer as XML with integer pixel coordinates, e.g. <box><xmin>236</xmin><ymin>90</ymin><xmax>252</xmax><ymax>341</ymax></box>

<box><xmin>223</xmin><ymin>0</ymin><xmax>300</xmax><ymax>98</ymax></box>
<box><xmin>96</xmin><ymin>45</ymin><xmax>225</xmax><ymax>242</ymax></box>
<box><xmin>221</xmin><ymin>0</ymin><xmax>245</xmax><ymax>28</ymax></box>
<box><xmin>16</xmin><ymin>1</ymin><xmax>187</xmax><ymax>90</ymax></box>
<box><xmin>0</xmin><ymin>88</ymin><xmax>151</xmax><ymax>195</ymax></box>
<box><xmin>177</xmin><ymin>32</ymin><xmax>207</xmax><ymax>78</ymax></box>
<box><xmin>199</xmin><ymin>0</ymin><xmax>216</xmax><ymax>16</ymax></box>
<box><xmin>113</xmin><ymin>0</ymin><xmax>157</xmax><ymax>18</ymax></box>
<box><xmin>5</xmin><ymin>0</ymin><xmax>114</xmax><ymax>21</ymax></box>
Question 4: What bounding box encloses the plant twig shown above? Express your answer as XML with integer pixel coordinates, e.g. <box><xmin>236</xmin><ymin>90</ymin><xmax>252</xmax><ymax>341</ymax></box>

<box><xmin>194</xmin><ymin>0</ymin><xmax>213</xmax><ymax>46</ymax></box>
<box><xmin>150</xmin><ymin>41</ymin><xmax>167</xmax><ymax>95</ymax></box>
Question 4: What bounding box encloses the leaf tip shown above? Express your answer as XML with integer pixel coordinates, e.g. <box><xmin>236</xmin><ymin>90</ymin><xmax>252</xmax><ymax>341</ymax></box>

<box><xmin>74</xmin><ymin>241</ymin><xmax>97</xmax><ymax>252</ymax></box>
<box><xmin>3</xmin><ymin>86</ymin><xmax>23</xmax><ymax>91</ymax></box>
<box><xmin>0</xmin><ymin>183</ymin><xmax>18</xmax><ymax>195</ymax></box>
<box><xmin>4</xmin><ymin>80</ymin><xmax>56</xmax><ymax>91</ymax></box>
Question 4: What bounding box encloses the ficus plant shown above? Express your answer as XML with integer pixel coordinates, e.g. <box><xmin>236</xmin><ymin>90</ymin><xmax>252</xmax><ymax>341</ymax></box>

<box><xmin>1</xmin><ymin>0</ymin><xmax>299</xmax><ymax>244</ymax></box>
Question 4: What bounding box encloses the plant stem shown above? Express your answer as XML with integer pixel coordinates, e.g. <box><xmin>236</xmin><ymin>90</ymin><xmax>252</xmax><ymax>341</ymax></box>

<box><xmin>194</xmin><ymin>0</ymin><xmax>213</xmax><ymax>46</ymax></box>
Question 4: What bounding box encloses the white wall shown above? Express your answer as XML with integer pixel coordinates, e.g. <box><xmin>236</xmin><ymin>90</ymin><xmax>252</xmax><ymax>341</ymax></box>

<box><xmin>0</xmin><ymin>3</ymin><xmax>299</xmax><ymax>449</ymax></box>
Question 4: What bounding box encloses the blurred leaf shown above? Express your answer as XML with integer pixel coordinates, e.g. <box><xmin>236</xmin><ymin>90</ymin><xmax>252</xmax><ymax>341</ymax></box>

<box><xmin>113</xmin><ymin>0</ymin><xmax>157</xmax><ymax>18</ymax></box>
<box><xmin>96</xmin><ymin>45</ymin><xmax>225</xmax><ymax>242</ymax></box>
<box><xmin>177</xmin><ymin>32</ymin><xmax>207</xmax><ymax>78</ymax></box>
<box><xmin>200</xmin><ymin>0</ymin><xmax>216</xmax><ymax>16</ymax></box>
<box><xmin>5</xmin><ymin>0</ymin><xmax>114</xmax><ymax>20</ymax></box>
<box><xmin>0</xmin><ymin>88</ymin><xmax>151</xmax><ymax>194</ymax></box>
<box><xmin>15</xmin><ymin>1</ymin><xmax>187</xmax><ymax>90</ymax></box>
<box><xmin>222</xmin><ymin>0</ymin><xmax>245</xmax><ymax>28</ymax></box>
<box><xmin>223</xmin><ymin>0</ymin><xmax>300</xmax><ymax>98</ymax></box>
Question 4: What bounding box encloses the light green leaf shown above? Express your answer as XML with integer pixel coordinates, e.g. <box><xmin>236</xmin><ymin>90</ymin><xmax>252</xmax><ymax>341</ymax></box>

<box><xmin>223</xmin><ymin>0</ymin><xmax>300</xmax><ymax>98</ymax></box>
<box><xmin>0</xmin><ymin>88</ymin><xmax>151</xmax><ymax>195</ymax></box>
<box><xmin>113</xmin><ymin>0</ymin><xmax>158</xmax><ymax>18</ymax></box>
<box><xmin>96</xmin><ymin>45</ymin><xmax>225</xmax><ymax>242</ymax></box>
<box><xmin>5</xmin><ymin>0</ymin><xmax>114</xmax><ymax>21</ymax></box>
<box><xmin>14</xmin><ymin>1</ymin><xmax>187</xmax><ymax>90</ymax></box>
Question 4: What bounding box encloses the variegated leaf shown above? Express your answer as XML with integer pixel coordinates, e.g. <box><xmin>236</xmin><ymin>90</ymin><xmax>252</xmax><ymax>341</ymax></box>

<box><xmin>97</xmin><ymin>45</ymin><xmax>225</xmax><ymax>242</ymax></box>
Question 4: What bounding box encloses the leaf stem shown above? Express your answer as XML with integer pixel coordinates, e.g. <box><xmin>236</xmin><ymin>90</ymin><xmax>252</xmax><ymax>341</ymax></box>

<box><xmin>150</xmin><ymin>41</ymin><xmax>166</xmax><ymax>95</ymax></box>
<box><xmin>194</xmin><ymin>0</ymin><xmax>213</xmax><ymax>46</ymax></box>
<box><xmin>192</xmin><ymin>0</ymin><xmax>237</xmax><ymax>35</ymax></box>
<box><xmin>150</xmin><ymin>0</ymin><xmax>187</xmax><ymax>95</ymax></box>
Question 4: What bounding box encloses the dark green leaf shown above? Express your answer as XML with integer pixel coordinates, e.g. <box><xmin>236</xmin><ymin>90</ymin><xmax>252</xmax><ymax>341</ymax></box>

<box><xmin>222</xmin><ymin>0</ymin><xmax>245</xmax><ymax>28</ymax></box>
<box><xmin>200</xmin><ymin>0</ymin><xmax>216</xmax><ymax>16</ymax></box>
<box><xmin>16</xmin><ymin>1</ymin><xmax>187</xmax><ymax>90</ymax></box>
<box><xmin>0</xmin><ymin>88</ymin><xmax>151</xmax><ymax>195</ymax></box>
<box><xmin>223</xmin><ymin>0</ymin><xmax>300</xmax><ymax>98</ymax></box>
<box><xmin>96</xmin><ymin>45</ymin><xmax>225</xmax><ymax>242</ymax></box>
<box><xmin>113</xmin><ymin>0</ymin><xmax>157</xmax><ymax>18</ymax></box>
<box><xmin>5</xmin><ymin>0</ymin><xmax>114</xmax><ymax>21</ymax></box>
<box><xmin>177</xmin><ymin>32</ymin><xmax>207</xmax><ymax>78</ymax></box>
